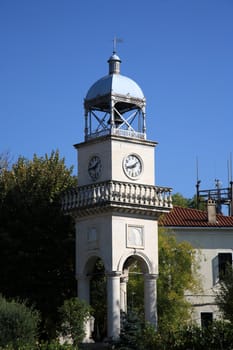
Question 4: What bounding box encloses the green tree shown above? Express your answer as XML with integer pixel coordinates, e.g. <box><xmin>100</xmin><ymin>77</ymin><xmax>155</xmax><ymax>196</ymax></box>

<box><xmin>0</xmin><ymin>295</ymin><xmax>40</xmax><ymax>349</ymax></box>
<box><xmin>172</xmin><ymin>192</ymin><xmax>205</xmax><ymax>210</ymax></box>
<box><xmin>215</xmin><ymin>264</ymin><xmax>233</xmax><ymax>323</ymax></box>
<box><xmin>0</xmin><ymin>151</ymin><xmax>11</xmax><ymax>174</ymax></box>
<box><xmin>127</xmin><ymin>261</ymin><xmax>144</xmax><ymax>315</ymax></box>
<box><xmin>90</xmin><ymin>258</ymin><xmax>107</xmax><ymax>341</ymax></box>
<box><xmin>58</xmin><ymin>297</ymin><xmax>92</xmax><ymax>347</ymax></box>
<box><xmin>172</xmin><ymin>193</ymin><xmax>191</xmax><ymax>208</ymax></box>
<box><xmin>0</xmin><ymin>151</ymin><xmax>77</xmax><ymax>338</ymax></box>
<box><xmin>157</xmin><ymin>228</ymin><xmax>200</xmax><ymax>333</ymax></box>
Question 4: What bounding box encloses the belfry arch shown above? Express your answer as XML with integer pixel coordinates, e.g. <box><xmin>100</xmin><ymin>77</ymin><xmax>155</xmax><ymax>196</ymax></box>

<box><xmin>62</xmin><ymin>50</ymin><xmax>172</xmax><ymax>341</ymax></box>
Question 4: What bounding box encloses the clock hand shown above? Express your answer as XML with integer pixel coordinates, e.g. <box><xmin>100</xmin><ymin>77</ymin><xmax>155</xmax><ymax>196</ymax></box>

<box><xmin>126</xmin><ymin>160</ymin><xmax>139</xmax><ymax>169</ymax></box>
<box><xmin>89</xmin><ymin>161</ymin><xmax>99</xmax><ymax>171</ymax></box>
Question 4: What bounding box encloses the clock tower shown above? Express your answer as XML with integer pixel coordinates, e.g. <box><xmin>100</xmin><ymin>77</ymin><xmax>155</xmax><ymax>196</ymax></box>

<box><xmin>62</xmin><ymin>51</ymin><xmax>172</xmax><ymax>340</ymax></box>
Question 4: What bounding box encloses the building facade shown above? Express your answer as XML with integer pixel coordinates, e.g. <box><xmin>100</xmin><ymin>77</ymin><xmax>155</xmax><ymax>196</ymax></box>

<box><xmin>163</xmin><ymin>204</ymin><xmax>233</xmax><ymax>326</ymax></box>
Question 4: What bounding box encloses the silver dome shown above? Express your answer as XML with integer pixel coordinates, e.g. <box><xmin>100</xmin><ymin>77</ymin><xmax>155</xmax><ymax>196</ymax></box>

<box><xmin>86</xmin><ymin>73</ymin><xmax>144</xmax><ymax>101</ymax></box>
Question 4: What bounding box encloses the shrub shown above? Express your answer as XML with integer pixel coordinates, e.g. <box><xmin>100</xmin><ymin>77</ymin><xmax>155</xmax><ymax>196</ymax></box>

<box><xmin>58</xmin><ymin>298</ymin><xmax>92</xmax><ymax>347</ymax></box>
<box><xmin>0</xmin><ymin>295</ymin><xmax>40</xmax><ymax>349</ymax></box>
<box><xmin>0</xmin><ymin>341</ymin><xmax>75</xmax><ymax>350</ymax></box>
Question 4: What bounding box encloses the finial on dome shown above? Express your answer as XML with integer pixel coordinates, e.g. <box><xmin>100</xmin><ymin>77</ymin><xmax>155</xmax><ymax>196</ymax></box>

<box><xmin>113</xmin><ymin>36</ymin><xmax>123</xmax><ymax>53</ymax></box>
<box><xmin>108</xmin><ymin>37</ymin><xmax>123</xmax><ymax>74</ymax></box>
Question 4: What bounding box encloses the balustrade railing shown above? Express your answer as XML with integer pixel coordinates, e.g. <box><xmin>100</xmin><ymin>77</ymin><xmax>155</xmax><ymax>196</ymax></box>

<box><xmin>62</xmin><ymin>181</ymin><xmax>172</xmax><ymax>212</ymax></box>
<box><xmin>86</xmin><ymin>128</ymin><xmax>146</xmax><ymax>141</ymax></box>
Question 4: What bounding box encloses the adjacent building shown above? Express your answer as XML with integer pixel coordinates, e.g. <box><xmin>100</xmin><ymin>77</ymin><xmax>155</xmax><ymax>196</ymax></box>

<box><xmin>162</xmin><ymin>202</ymin><xmax>233</xmax><ymax>326</ymax></box>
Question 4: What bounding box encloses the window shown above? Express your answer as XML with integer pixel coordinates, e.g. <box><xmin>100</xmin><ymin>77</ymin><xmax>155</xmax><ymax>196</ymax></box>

<box><xmin>218</xmin><ymin>253</ymin><xmax>232</xmax><ymax>279</ymax></box>
<box><xmin>212</xmin><ymin>253</ymin><xmax>232</xmax><ymax>285</ymax></box>
<box><xmin>201</xmin><ymin>312</ymin><xmax>213</xmax><ymax>328</ymax></box>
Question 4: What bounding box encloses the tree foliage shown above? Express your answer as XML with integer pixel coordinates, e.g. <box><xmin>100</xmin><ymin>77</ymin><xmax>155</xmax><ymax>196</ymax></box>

<box><xmin>215</xmin><ymin>264</ymin><xmax>233</xmax><ymax>323</ymax></box>
<box><xmin>114</xmin><ymin>311</ymin><xmax>144</xmax><ymax>350</ymax></box>
<box><xmin>157</xmin><ymin>228</ymin><xmax>200</xmax><ymax>332</ymax></box>
<box><xmin>0</xmin><ymin>150</ymin><xmax>77</xmax><ymax>338</ymax></box>
<box><xmin>58</xmin><ymin>297</ymin><xmax>92</xmax><ymax>347</ymax></box>
<box><xmin>172</xmin><ymin>192</ymin><xmax>205</xmax><ymax>210</ymax></box>
<box><xmin>127</xmin><ymin>261</ymin><xmax>144</xmax><ymax>315</ymax></box>
<box><xmin>0</xmin><ymin>151</ymin><xmax>11</xmax><ymax>174</ymax></box>
<box><xmin>115</xmin><ymin>319</ymin><xmax>233</xmax><ymax>350</ymax></box>
<box><xmin>90</xmin><ymin>258</ymin><xmax>107</xmax><ymax>341</ymax></box>
<box><xmin>0</xmin><ymin>295</ymin><xmax>40</xmax><ymax>349</ymax></box>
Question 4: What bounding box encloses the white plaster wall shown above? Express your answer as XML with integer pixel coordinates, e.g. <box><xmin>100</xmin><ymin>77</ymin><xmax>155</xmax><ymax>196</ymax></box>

<box><xmin>111</xmin><ymin>139</ymin><xmax>156</xmax><ymax>185</ymax></box>
<box><xmin>76</xmin><ymin>213</ymin><xmax>158</xmax><ymax>276</ymax></box>
<box><xmin>111</xmin><ymin>215</ymin><xmax>158</xmax><ymax>274</ymax></box>
<box><xmin>76</xmin><ymin>214</ymin><xmax>113</xmax><ymax>275</ymax></box>
<box><xmin>76</xmin><ymin>136</ymin><xmax>156</xmax><ymax>186</ymax></box>
<box><xmin>173</xmin><ymin>227</ymin><xmax>233</xmax><ymax>324</ymax></box>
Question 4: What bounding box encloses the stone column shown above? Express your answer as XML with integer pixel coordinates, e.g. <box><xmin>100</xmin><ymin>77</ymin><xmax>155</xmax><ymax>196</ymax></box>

<box><xmin>120</xmin><ymin>276</ymin><xmax>128</xmax><ymax>313</ymax></box>
<box><xmin>77</xmin><ymin>274</ymin><xmax>93</xmax><ymax>343</ymax></box>
<box><xmin>77</xmin><ymin>274</ymin><xmax>90</xmax><ymax>304</ymax></box>
<box><xmin>107</xmin><ymin>271</ymin><xmax>121</xmax><ymax>339</ymax></box>
<box><xmin>144</xmin><ymin>273</ymin><xmax>158</xmax><ymax>328</ymax></box>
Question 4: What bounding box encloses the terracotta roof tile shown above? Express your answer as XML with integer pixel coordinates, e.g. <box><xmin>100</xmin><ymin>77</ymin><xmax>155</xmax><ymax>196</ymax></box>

<box><xmin>161</xmin><ymin>206</ymin><xmax>233</xmax><ymax>228</ymax></box>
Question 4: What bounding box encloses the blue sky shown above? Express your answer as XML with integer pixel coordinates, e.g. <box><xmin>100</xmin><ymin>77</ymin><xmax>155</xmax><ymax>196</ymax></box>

<box><xmin>0</xmin><ymin>0</ymin><xmax>233</xmax><ymax>199</ymax></box>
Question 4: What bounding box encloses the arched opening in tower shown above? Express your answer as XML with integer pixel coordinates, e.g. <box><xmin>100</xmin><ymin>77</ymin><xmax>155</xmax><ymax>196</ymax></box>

<box><xmin>122</xmin><ymin>255</ymin><xmax>149</xmax><ymax>320</ymax></box>
<box><xmin>89</xmin><ymin>257</ymin><xmax>107</xmax><ymax>341</ymax></box>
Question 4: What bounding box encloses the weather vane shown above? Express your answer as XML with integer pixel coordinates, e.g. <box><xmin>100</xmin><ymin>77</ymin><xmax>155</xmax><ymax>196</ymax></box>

<box><xmin>113</xmin><ymin>36</ymin><xmax>123</xmax><ymax>53</ymax></box>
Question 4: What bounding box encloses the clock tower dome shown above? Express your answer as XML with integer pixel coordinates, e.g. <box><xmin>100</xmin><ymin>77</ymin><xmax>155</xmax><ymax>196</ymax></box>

<box><xmin>62</xmin><ymin>50</ymin><xmax>172</xmax><ymax>341</ymax></box>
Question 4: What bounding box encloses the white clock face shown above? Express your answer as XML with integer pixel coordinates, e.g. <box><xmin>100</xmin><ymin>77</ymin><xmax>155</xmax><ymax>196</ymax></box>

<box><xmin>123</xmin><ymin>154</ymin><xmax>143</xmax><ymax>179</ymax></box>
<box><xmin>88</xmin><ymin>155</ymin><xmax>102</xmax><ymax>181</ymax></box>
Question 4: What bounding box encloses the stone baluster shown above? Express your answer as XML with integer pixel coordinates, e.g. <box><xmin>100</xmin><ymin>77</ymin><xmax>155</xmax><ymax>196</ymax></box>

<box><xmin>105</xmin><ymin>182</ymin><xmax>110</xmax><ymax>201</ymax></box>
<box><xmin>111</xmin><ymin>181</ymin><xmax>115</xmax><ymax>201</ymax></box>
<box><xmin>89</xmin><ymin>186</ymin><xmax>94</xmax><ymax>204</ymax></box>
<box><xmin>86</xmin><ymin>186</ymin><xmax>90</xmax><ymax>205</ymax></box>
<box><xmin>137</xmin><ymin>184</ymin><xmax>141</xmax><ymax>204</ymax></box>
<box><xmin>148</xmin><ymin>186</ymin><xmax>152</xmax><ymax>205</ymax></box>
<box><xmin>100</xmin><ymin>184</ymin><xmax>104</xmax><ymax>201</ymax></box>
<box><xmin>158</xmin><ymin>188</ymin><xmax>163</xmax><ymax>206</ymax></box>
<box><xmin>84</xmin><ymin>188</ymin><xmax>88</xmax><ymax>206</ymax></box>
<box><xmin>129</xmin><ymin>184</ymin><xmax>134</xmax><ymax>204</ymax></box>
<box><xmin>109</xmin><ymin>182</ymin><xmax>112</xmax><ymax>201</ymax></box>
<box><xmin>115</xmin><ymin>182</ymin><xmax>119</xmax><ymax>201</ymax></box>
<box><xmin>119</xmin><ymin>183</ymin><xmax>124</xmax><ymax>202</ymax></box>
<box><xmin>79</xmin><ymin>189</ymin><xmax>83</xmax><ymax>206</ymax></box>
<box><xmin>141</xmin><ymin>185</ymin><xmax>146</xmax><ymax>204</ymax></box>
<box><xmin>144</xmin><ymin>186</ymin><xmax>148</xmax><ymax>205</ymax></box>
<box><xmin>97</xmin><ymin>185</ymin><xmax>101</xmax><ymax>202</ymax></box>
<box><xmin>130</xmin><ymin>184</ymin><xmax>133</xmax><ymax>203</ymax></box>
<box><xmin>91</xmin><ymin>185</ymin><xmax>95</xmax><ymax>203</ymax></box>
<box><xmin>164</xmin><ymin>190</ymin><xmax>168</xmax><ymax>207</ymax></box>
<box><xmin>123</xmin><ymin>183</ymin><xmax>127</xmax><ymax>202</ymax></box>
<box><xmin>125</xmin><ymin>183</ymin><xmax>129</xmax><ymax>202</ymax></box>
<box><xmin>168</xmin><ymin>190</ymin><xmax>173</xmax><ymax>207</ymax></box>
<box><xmin>154</xmin><ymin>188</ymin><xmax>159</xmax><ymax>206</ymax></box>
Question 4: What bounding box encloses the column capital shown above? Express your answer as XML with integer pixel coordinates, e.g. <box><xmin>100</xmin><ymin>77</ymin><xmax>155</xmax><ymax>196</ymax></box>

<box><xmin>106</xmin><ymin>271</ymin><xmax>121</xmax><ymax>278</ymax></box>
<box><xmin>120</xmin><ymin>276</ymin><xmax>129</xmax><ymax>283</ymax></box>
<box><xmin>144</xmin><ymin>273</ymin><xmax>158</xmax><ymax>280</ymax></box>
